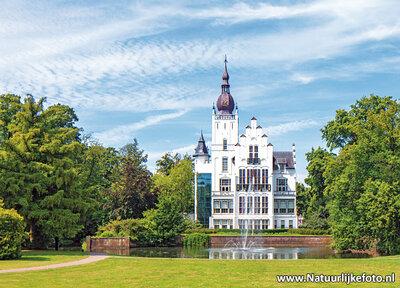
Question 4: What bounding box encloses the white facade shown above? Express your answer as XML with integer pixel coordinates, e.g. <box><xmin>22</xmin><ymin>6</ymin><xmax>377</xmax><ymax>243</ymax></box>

<box><xmin>194</xmin><ymin>60</ymin><xmax>297</xmax><ymax>229</ymax></box>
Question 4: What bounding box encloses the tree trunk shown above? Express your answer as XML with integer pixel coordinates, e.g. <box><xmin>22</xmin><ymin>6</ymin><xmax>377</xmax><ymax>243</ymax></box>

<box><xmin>30</xmin><ymin>224</ymin><xmax>33</xmax><ymax>242</ymax></box>
<box><xmin>55</xmin><ymin>237</ymin><xmax>59</xmax><ymax>251</ymax></box>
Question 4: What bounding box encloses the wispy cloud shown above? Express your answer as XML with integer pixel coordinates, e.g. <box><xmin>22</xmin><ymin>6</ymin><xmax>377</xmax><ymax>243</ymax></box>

<box><xmin>264</xmin><ymin>120</ymin><xmax>320</xmax><ymax>136</ymax></box>
<box><xmin>93</xmin><ymin>109</ymin><xmax>188</xmax><ymax>146</ymax></box>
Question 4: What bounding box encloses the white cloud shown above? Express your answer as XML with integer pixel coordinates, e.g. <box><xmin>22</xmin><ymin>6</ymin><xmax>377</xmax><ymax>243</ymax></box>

<box><xmin>93</xmin><ymin>109</ymin><xmax>188</xmax><ymax>146</ymax></box>
<box><xmin>290</xmin><ymin>73</ymin><xmax>315</xmax><ymax>84</ymax></box>
<box><xmin>264</xmin><ymin>120</ymin><xmax>320</xmax><ymax>136</ymax></box>
<box><xmin>2</xmin><ymin>0</ymin><xmax>400</xmax><ymax>115</ymax></box>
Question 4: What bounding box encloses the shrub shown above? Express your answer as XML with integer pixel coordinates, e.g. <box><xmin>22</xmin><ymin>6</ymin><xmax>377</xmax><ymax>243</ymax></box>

<box><xmin>183</xmin><ymin>233</ymin><xmax>210</xmax><ymax>247</ymax></box>
<box><xmin>288</xmin><ymin>228</ymin><xmax>330</xmax><ymax>235</ymax></box>
<box><xmin>81</xmin><ymin>240</ymin><xmax>87</xmax><ymax>252</ymax></box>
<box><xmin>99</xmin><ymin>231</ymin><xmax>118</xmax><ymax>237</ymax></box>
<box><xmin>0</xmin><ymin>201</ymin><xmax>27</xmax><ymax>260</ymax></box>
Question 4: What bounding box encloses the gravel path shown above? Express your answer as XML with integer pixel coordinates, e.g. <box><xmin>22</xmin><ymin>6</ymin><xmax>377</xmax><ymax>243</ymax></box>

<box><xmin>0</xmin><ymin>253</ymin><xmax>109</xmax><ymax>274</ymax></box>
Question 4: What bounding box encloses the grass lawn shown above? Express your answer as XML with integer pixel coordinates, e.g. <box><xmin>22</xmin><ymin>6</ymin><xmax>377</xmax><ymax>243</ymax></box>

<box><xmin>0</xmin><ymin>255</ymin><xmax>398</xmax><ymax>287</ymax></box>
<box><xmin>0</xmin><ymin>250</ymin><xmax>88</xmax><ymax>270</ymax></box>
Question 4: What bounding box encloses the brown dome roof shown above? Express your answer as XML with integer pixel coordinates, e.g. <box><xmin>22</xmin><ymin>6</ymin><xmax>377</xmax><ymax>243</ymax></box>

<box><xmin>216</xmin><ymin>56</ymin><xmax>235</xmax><ymax>114</ymax></box>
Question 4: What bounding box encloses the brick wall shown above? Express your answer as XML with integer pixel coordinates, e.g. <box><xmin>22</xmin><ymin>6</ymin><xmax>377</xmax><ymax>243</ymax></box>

<box><xmin>210</xmin><ymin>235</ymin><xmax>332</xmax><ymax>247</ymax></box>
<box><xmin>86</xmin><ymin>236</ymin><xmax>131</xmax><ymax>255</ymax></box>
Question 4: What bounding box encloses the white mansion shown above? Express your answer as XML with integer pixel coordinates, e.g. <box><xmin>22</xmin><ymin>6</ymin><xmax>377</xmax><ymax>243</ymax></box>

<box><xmin>193</xmin><ymin>59</ymin><xmax>298</xmax><ymax>230</ymax></box>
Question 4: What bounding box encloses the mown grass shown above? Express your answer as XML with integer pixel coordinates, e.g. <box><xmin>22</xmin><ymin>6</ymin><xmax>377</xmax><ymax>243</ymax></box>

<box><xmin>0</xmin><ymin>250</ymin><xmax>88</xmax><ymax>270</ymax></box>
<box><xmin>0</xmin><ymin>255</ymin><xmax>398</xmax><ymax>287</ymax></box>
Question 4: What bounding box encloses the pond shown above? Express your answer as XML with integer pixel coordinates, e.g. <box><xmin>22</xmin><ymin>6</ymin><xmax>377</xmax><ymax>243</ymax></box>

<box><xmin>122</xmin><ymin>246</ymin><xmax>371</xmax><ymax>259</ymax></box>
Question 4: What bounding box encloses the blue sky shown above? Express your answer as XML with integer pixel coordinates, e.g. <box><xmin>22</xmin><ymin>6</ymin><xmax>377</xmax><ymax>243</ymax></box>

<box><xmin>1</xmin><ymin>0</ymin><xmax>400</xmax><ymax>181</ymax></box>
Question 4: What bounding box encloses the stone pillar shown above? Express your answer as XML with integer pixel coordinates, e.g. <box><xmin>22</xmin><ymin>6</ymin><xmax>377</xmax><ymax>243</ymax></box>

<box><xmin>86</xmin><ymin>236</ymin><xmax>91</xmax><ymax>252</ymax></box>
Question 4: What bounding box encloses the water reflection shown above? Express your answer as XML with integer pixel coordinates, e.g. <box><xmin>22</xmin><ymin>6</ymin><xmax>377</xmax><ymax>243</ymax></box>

<box><xmin>123</xmin><ymin>246</ymin><xmax>371</xmax><ymax>259</ymax></box>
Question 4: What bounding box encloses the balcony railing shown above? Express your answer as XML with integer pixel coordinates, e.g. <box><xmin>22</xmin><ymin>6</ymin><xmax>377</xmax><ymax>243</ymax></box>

<box><xmin>212</xmin><ymin>190</ymin><xmax>234</xmax><ymax>196</ymax></box>
<box><xmin>247</xmin><ymin>158</ymin><xmax>260</xmax><ymax>165</ymax></box>
<box><xmin>273</xmin><ymin>190</ymin><xmax>296</xmax><ymax>196</ymax></box>
<box><xmin>236</xmin><ymin>184</ymin><xmax>271</xmax><ymax>192</ymax></box>
<box><xmin>215</xmin><ymin>114</ymin><xmax>235</xmax><ymax>120</ymax></box>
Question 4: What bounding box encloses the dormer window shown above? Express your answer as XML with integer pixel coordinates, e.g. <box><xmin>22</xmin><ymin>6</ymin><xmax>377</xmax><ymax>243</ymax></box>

<box><xmin>276</xmin><ymin>178</ymin><xmax>288</xmax><ymax>191</ymax></box>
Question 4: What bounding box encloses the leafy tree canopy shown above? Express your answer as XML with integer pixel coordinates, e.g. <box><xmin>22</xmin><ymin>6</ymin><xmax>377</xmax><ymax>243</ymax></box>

<box><xmin>309</xmin><ymin>95</ymin><xmax>400</xmax><ymax>254</ymax></box>
<box><xmin>0</xmin><ymin>95</ymin><xmax>92</xmax><ymax>248</ymax></box>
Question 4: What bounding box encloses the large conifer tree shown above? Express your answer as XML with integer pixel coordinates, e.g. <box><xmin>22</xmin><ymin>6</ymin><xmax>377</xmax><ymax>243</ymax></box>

<box><xmin>0</xmin><ymin>95</ymin><xmax>90</xmax><ymax>248</ymax></box>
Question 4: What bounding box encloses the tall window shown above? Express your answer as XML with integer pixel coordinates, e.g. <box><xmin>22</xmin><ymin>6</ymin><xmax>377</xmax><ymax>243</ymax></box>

<box><xmin>262</xmin><ymin>169</ymin><xmax>268</xmax><ymax>184</ymax></box>
<box><xmin>239</xmin><ymin>196</ymin><xmax>245</xmax><ymax>214</ymax></box>
<box><xmin>239</xmin><ymin>219</ymin><xmax>245</xmax><ymax>229</ymax></box>
<box><xmin>247</xmin><ymin>196</ymin><xmax>253</xmax><ymax>214</ymax></box>
<box><xmin>254</xmin><ymin>196</ymin><xmax>261</xmax><ymax>214</ymax></box>
<box><xmin>254</xmin><ymin>145</ymin><xmax>258</xmax><ymax>158</ymax></box>
<box><xmin>276</xmin><ymin>178</ymin><xmax>288</xmax><ymax>191</ymax></box>
<box><xmin>222</xmin><ymin>157</ymin><xmax>228</xmax><ymax>172</ymax></box>
<box><xmin>262</xmin><ymin>196</ymin><xmax>268</xmax><ymax>214</ymax></box>
<box><xmin>214</xmin><ymin>199</ymin><xmax>233</xmax><ymax>214</ymax></box>
<box><xmin>239</xmin><ymin>169</ymin><xmax>245</xmax><ymax>185</ymax></box>
<box><xmin>214</xmin><ymin>219</ymin><xmax>232</xmax><ymax>229</ymax></box>
<box><xmin>279</xmin><ymin>200</ymin><xmax>287</xmax><ymax>214</ymax></box>
<box><xmin>274</xmin><ymin>200</ymin><xmax>279</xmax><ymax>213</ymax></box>
<box><xmin>273</xmin><ymin>199</ymin><xmax>295</xmax><ymax>214</ymax></box>
<box><xmin>262</xmin><ymin>219</ymin><xmax>268</xmax><ymax>229</ymax></box>
<box><xmin>219</xmin><ymin>178</ymin><xmax>231</xmax><ymax>191</ymax></box>
<box><xmin>249</xmin><ymin>146</ymin><xmax>253</xmax><ymax>158</ymax></box>
<box><xmin>281</xmin><ymin>220</ymin><xmax>285</xmax><ymax>228</ymax></box>
<box><xmin>214</xmin><ymin>200</ymin><xmax>220</xmax><ymax>214</ymax></box>
<box><xmin>289</xmin><ymin>220</ymin><xmax>293</xmax><ymax>228</ymax></box>
<box><xmin>288</xmin><ymin>200</ymin><xmax>295</xmax><ymax>214</ymax></box>
<box><xmin>223</xmin><ymin>139</ymin><xmax>227</xmax><ymax>150</ymax></box>
<box><xmin>254</xmin><ymin>220</ymin><xmax>261</xmax><ymax>230</ymax></box>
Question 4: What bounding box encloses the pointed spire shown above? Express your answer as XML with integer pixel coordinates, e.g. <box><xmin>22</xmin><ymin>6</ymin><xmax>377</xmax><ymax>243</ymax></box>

<box><xmin>222</xmin><ymin>55</ymin><xmax>229</xmax><ymax>83</ymax></box>
<box><xmin>194</xmin><ymin>131</ymin><xmax>209</xmax><ymax>158</ymax></box>
<box><xmin>200</xmin><ymin>130</ymin><xmax>205</xmax><ymax>142</ymax></box>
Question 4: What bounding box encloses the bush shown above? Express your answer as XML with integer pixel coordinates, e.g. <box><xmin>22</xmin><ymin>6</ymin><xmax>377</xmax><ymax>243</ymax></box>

<box><xmin>99</xmin><ymin>231</ymin><xmax>118</xmax><ymax>237</ymax></box>
<box><xmin>97</xmin><ymin>218</ymin><xmax>154</xmax><ymax>246</ymax></box>
<box><xmin>183</xmin><ymin>233</ymin><xmax>210</xmax><ymax>247</ymax></box>
<box><xmin>0</xmin><ymin>201</ymin><xmax>27</xmax><ymax>260</ymax></box>
<box><xmin>288</xmin><ymin>228</ymin><xmax>330</xmax><ymax>235</ymax></box>
<box><xmin>81</xmin><ymin>240</ymin><xmax>87</xmax><ymax>252</ymax></box>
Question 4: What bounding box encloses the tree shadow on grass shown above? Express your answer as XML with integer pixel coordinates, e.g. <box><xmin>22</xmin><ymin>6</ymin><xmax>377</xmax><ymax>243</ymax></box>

<box><xmin>13</xmin><ymin>256</ymin><xmax>52</xmax><ymax>262</ymax></box>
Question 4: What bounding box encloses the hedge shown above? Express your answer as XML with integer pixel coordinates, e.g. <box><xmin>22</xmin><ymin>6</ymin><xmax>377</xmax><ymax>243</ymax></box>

<box><xmin>183</xmin><ymin>233</ymin><xmax>210</xmax><ymax>247</ymax></box>
<box><xmin>288</xmin><ymin>228</ymin><xmax>331</xmax><ymax>235</ymax></box>
<box><xmin>0</xmin><ymin>201</ymin><xmax>27</xmax><ymax>260</ymax></box>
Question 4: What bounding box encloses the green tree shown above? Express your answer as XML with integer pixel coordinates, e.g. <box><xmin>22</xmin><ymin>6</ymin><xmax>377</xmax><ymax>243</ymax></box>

<box><xmin>75</xmin><ymin>139</ymin><xmax>119</xmax><ymax>239</ymax></box>
<box><xmin>103</xmin><ymin>139</ymin><xmax>157</xmax><ymax>219</ymax></box>
<box><xmin>295</xmin><ymin>182</ymin><xmax>309</xmax><ymax>217</ymax></box>
<box><xmin>0</xmin><ymin>95</ymin><xmax>91</xmax><ymax>248</ymax></box>
<box><xmin>0</xmin><ymin>94</ymin><xmax>21</xmax><ymax>143</ymax></box>
<box><xmin>302</xmin><ymin>147</ymin><xmax>335</xmax><ymax>230</ymax></box>
<box><xmin>321</xmin><ymin>95</ymin><xmax>400</xmax><ymax>254</ymax></box>
<box><xmin>155</xmin><ymin>152</ymin><xmax>191</xmax><ymax>175</ymax></box>
<box><xmin>153</xmin><ymin>157</ymin><xmax>194</xmax><ymax>215</ymax></box>
<box><xmin>143</xmin><ymin>192</ymin><xmax>187</xmax><ymax>246</ymax></box>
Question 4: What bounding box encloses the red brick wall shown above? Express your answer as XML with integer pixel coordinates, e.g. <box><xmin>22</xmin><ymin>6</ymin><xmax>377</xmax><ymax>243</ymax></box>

<box><xmin>86</xmin><ymin>236</ymin><xmax>131</xmax><ymax>255</ymax></box>
<box><xmin>210</xmin><ymin>236</ymin><xmax>332</xmax><ymax>247</ymax></box>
